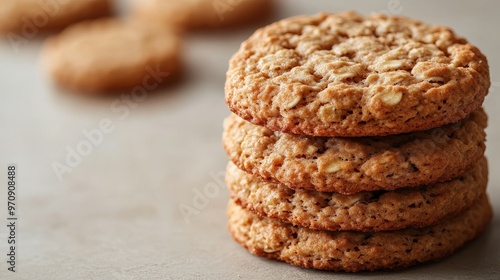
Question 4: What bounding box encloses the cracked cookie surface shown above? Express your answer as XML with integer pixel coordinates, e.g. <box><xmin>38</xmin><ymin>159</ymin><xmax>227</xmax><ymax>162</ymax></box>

<box><xmin>223</xmin><ymin>108</ymin><xmax>487</xmax><ymax>193</ymax></box>
<box><xmin>225</xmin><ymin>12</ymin><xmax>490</xmax><ymax>137</ymax></box>
<box><xmin>227</xmin><ymin>196</ymin><xmax>492</xmax><ymax>272</ymax></box>
<box><xmin>227</xmin><ymin>158</ymin><xmax>488</xmax><ymax>231</ymax></box>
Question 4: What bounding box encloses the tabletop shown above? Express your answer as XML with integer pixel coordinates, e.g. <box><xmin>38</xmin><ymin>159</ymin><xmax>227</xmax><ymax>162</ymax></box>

<box><xmin>0</xmin><ymin>0</ymin><xmax>499</xmax><ymax>279</ymax></box>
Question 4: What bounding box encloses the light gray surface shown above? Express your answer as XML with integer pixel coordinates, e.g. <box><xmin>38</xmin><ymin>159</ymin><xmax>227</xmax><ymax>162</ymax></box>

<box><xmin>0</xmin><ymin>0</ymin><xmax>499</xmax><ymax>279</ymax></box>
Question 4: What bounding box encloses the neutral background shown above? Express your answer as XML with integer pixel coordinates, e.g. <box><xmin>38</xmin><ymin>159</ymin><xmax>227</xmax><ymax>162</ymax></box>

<box><xmin>0</xmin><ymin>0</ymin><xmax>499</xmax><ymax>279</ymax></box>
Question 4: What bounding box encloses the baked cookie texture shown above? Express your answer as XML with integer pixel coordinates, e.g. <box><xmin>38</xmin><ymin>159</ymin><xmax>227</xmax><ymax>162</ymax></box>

<box><xmin>227</xmin><ymin>196</ymin><xmax>492</xmax><ymax>272</ymax></box>
<box><xmin>0</xmin><ymin>0</ymin><xmax>112</xmax><ymax>33</ymax></box>
<box><xmin>42</xmin><ymin>18</ymin><xmax>181</xmax><ymax>92</ymax></box>
<box><xmin>223</xmin><ymin>108</ymin><xmax>487</xmax><ymax>193</ymax></box>
<box><xmin>223</xmin><ymin>11</ymin><xmax>492</xmax><ymax>272</ymax></box>
<box><xmin>225</xmin><ymin>12</ymin><xmax>490</xmax><ymax>137</ymax></box>
<box><xmin>133</xmin><ymin>0</ymin><xmax>273</xmax><ymax>29</ymax></box>
<box><xmin>227</xmin><ymin>158</ymin><xmax>488</xmax><ymax>231</ymax></box>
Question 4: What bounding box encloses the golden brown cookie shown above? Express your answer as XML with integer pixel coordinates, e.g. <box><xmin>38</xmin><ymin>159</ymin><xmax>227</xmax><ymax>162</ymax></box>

<box><xmin>133</xmin><ymin>0</ymin><xmax>273</xmax><ymax>30</ymax></box>
<box><xmin>225</xmin><ymin>12</ymin><xmax>490</xmax><ymax>137</ymax></box>
<box><xmin>41</xmin><ymin>18</ymin><xmax>181</xmax><ymax>92</ymax></box>
<box><xmin>227</xmin><ymin>158</ymin><xmax>488</xmax><ymax>231</ymax></box>
<box><xmin>227</xmin><ymin>196</ymin><xmax>492</xmax><ymax>272</ymax></box>
<box><xmin>223</xmin><ymin>108</ymin><xmax>487</xmax><ymax>194</ymax></box>
<box><xmin>0</xmin><ymin>0</ymin><xmax>112</xmax><ymax>33</ymax></box>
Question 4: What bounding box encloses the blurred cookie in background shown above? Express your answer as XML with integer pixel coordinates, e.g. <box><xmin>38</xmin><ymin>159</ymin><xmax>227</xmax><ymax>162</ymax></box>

<box><xmin>0</xmin><ymin>0</ymin><xmax>113</xmax><ymax>34</ymax></box>
<box><xmin>132</xmin><ymin>0</ymin><xmax>274</xmax><ymax>30</ymax></box>
<box><xmin>41</xmin><ymin>18</ymin><xmax>182</xmax><ymax>93</ymax></box>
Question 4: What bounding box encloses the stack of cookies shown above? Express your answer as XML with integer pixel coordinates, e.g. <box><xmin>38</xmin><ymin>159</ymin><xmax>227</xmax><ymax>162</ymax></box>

<box><xmin>222</xmin><ymin>12</ymin><xmax>492</xmax><ymax>272</ymax></box>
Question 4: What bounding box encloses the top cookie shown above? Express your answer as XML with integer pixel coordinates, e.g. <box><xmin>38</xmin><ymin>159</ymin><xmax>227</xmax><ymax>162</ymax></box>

<box><xmin>225</xmin><ymin>12</ymin><xmax>490</xmax><ymax>137</ymax></box>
